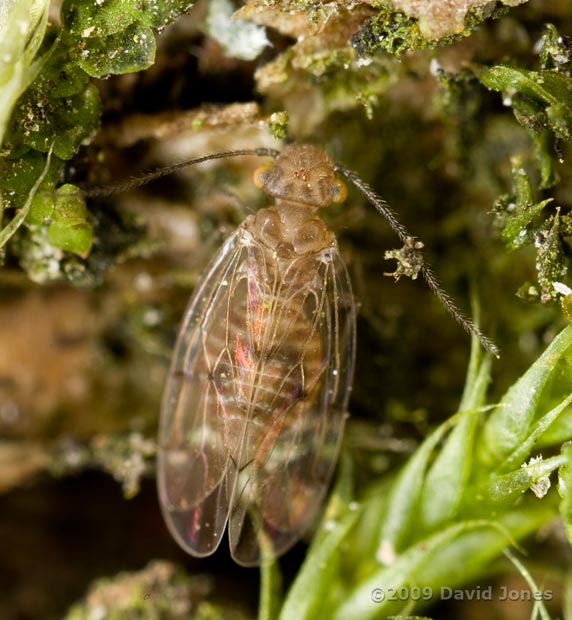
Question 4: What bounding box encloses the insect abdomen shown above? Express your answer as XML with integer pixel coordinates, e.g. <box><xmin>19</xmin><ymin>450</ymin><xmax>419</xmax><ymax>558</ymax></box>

<box><xmin>204</xmin><ymin>240</ymin><xmax>327</xmax><ymax>466</ymax></box>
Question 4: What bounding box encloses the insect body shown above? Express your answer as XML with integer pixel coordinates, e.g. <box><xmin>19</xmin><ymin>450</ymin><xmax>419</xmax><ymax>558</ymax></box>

<box><xmin>158</xmin><ymin>145</ymin><xmax>356</xmax><ymax>566</ymax></box>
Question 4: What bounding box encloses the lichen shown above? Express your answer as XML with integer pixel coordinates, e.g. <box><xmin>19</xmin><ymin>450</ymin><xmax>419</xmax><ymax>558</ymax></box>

<box><xmin>64</xmin><ymin>561</ymin><xmax>251</xmax><ymax>620</ymax></box>
<box><xmin>204</xmin><ymin>0</ymin><xmax>269</xmax><ymax>61</ymax></box>
<box><xmin>365</xmin><ymin>0</ymin><xmax>528</xmax><ymax>41</ymax></box>
<box><xmin>352</xmin><ymin>7</ymin><xmax>428</xmax><ymax>57</ymax></box>
<box><xmin>384</xmin><ymin>237</ymin><xmax>425</xmax><ymax>280</ymax></box>
<box><xmin>351</xmin><ymin>0</ymin><xmax>525</xmax><ymax>57</ymax></box>
<box><xmin>268</xmin><ymin>110</ymin><xmax>289</xmax><ymax>140</ymax></box>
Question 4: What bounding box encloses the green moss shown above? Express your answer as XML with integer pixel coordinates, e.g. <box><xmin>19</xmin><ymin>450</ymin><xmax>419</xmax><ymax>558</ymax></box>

<box><xmin>495</xmin><ymin>165</ymin><xmax>570</xmax><ymax>304</ymax></box>
<box><xmin>351</xmin><ymin>8</ymin><xmax>429</xmax><ymax>57</ymax></box>
<box><xmin>495</xmin><ymin>159</ymin><xmax>548</xmax><ymax>250</ymax></box>
<box><xmin>351</xmin><ymin>3</ymin><xmax>510</xmax><ymax>58</ymax></box>
<box><xmin>62</xmin><ymin>0</ymin><xmax>195</xmax><ymax>36</ymax></box>
<box><xmin>5</xmin><ymin>81</ymin><xmax>101</xmax><ymax>159</ymax></box>
<box><xmin>61</xmin><ymin>0</ymin><xmax>196</xmax><ymax>77</ymax></box>
<box><xmin>540</xmin><ymin>23</ymin><xmax>572</xmax><ymax>71</ymax></box>
<box><xmin>535</xmin><ymin>211</ymin><xmax>569</xmax><ymax>302</ymax></box>
<box><xmin>0</xmin><ymin>0</ymin><xmax>50</xmax><ymax>145</ymax></box>
<box><xmin>268</xmin><ymin>111</ymin><xmax>289</xmax><ymax>140</ymax></box>
<box><xmin>0</xmin><ymin>0</ymin><xmax>195</xmax><ymax>279</ymax></box>
<box><xmin>478</xmin><ymin>65</ymin><xmax>572</xmax><ymax>143</ymax></box>
<box><xmin>68</xmin><ymin>21</ymin><xmax>157</xmax><ymax>78</ymax></box>
<box><xmin>28</xmin><ymin>184</ymin><xmax>93</xmax><ymax>256</ymax></box>
<box><xmin>0</xmin><ymin>150</ymin><xmax>58</xmax><ymax>205</ymax></box>
<box><xmin>475</xmin><ymin>26</ymin><xmax>572</xmax><ymax>306</ymax></box>
<box><xmin>463</xmin><ymin>2</ymin><xmax>510</xmax><ymax>31</ymax></box>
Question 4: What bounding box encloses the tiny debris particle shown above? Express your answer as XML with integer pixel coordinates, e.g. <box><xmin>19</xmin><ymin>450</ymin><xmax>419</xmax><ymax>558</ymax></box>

<box><xmin>82</xmin><ymin>26</ymin><xmax>95</xmax><ymax>37</ymax></box>
<box><xmin>384</xmin><ymin>237</ymin><xmax>424</xmax><ymax>281</ymax></box>
<box><xmin>429</xmin><ymin>58</ymin><xmax>442</xmax><ymax>76</ymax></box>
<box><xmin>143</xmin><ymin>308</ymin><xmax>162</xmax><ymax>327</ymax></box>
<box><xmin>134</xmin><ymin>271</ymin><xmax>153</xmax><ymax>292</ymax></box>
<box><xmin>377</xmin><ymin>539</ymin><xmax>396</xmax><ymax>565</ymax></box>
<box><xmin>531</xmin><ymin>476</ymin><xmax>551</xmax><ymax>498</ymax></box>
<box><xmin>553</xmin><ymin>281</ymin><xmax>572</xmax><ymax>296</ymax></box>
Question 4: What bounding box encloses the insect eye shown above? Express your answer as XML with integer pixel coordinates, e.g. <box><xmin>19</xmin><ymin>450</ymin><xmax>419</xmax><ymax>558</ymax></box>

<box><xmin>331</xmin><ymin>179</ymin><xmax>347</xmax><ymax>204</ymax></box>
<box><xmin>253</xmin><ymin>163</ymin><xmax>274</xmax><ymax>189</ymax></box>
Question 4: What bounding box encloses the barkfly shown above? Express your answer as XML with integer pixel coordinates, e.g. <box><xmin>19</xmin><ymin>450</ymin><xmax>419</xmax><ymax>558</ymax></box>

<box><xmin>85</xmin><ymin>142</ymin><xmax>498</xmax><ymax>566</ymax></box>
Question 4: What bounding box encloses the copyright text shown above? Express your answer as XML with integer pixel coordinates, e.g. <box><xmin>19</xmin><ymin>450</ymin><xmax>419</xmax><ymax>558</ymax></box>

<box><xmin>370</xmin><ymin>586</ymin><xmax>553</xmax><ymax>603</ymax></box>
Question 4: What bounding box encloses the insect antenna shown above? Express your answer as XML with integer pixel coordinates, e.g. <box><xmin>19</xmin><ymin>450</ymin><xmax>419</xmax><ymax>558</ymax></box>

<box><xmin>335</xmin><ymin>164</ymin><xmax>500</xmax><ymax>358</ymax></box>
<box><xmin>81</xmin><ymin>147</ymin><xmax>280</xmax><ymax>199</ymax></box>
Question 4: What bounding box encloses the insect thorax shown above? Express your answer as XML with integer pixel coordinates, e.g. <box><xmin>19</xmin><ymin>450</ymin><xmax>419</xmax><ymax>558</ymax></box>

<box><xmin>246</xmin><ymin>203</ymin><xmax>335</xmax><ymax>258</ymax></box>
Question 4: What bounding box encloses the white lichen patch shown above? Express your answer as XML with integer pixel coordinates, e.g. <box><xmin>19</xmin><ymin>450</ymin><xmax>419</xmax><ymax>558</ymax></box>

<box><xmin>19</xmin><ymin>226</ymin><xmax>64</xmax><ymax>283</ymax></box>
<box><xmin>204</xmin><ymin>0</ymin><xmax>269</xmax><ymax>60</ymax></box>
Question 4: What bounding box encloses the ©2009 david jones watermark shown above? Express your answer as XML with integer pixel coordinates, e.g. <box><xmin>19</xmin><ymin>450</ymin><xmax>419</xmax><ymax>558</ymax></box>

<box><xmin>370</xmin><ymin>585</ymin><xmax>553</xmax><ymax>603</ymax></box>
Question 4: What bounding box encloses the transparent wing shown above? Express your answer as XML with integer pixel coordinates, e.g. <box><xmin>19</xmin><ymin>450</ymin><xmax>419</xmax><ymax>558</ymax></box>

<box><xmin>158</xmin><ymin>227</ymin><xmax>252</xmax><ymax>557</ymax></box>
<box><xmin>227</xmin><ymin>245</ymin><xmax>356</xmax><ymax>566</ymax></box>
<box><xmin>158</xmin><ymin>225</ymin><xmax>355</xmax><ymax>565</ymax></box>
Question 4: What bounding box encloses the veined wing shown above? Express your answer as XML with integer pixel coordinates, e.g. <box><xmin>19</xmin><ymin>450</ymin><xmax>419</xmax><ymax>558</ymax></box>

<box><xmin>158</xmin><ymin>226</ymin><xmax>253</xmax><ymax>557</ymax></box>
<box><xmin>228</xmin><ymin>244</ymin><xmax>356</xmax><ymax>566</ymax></box>
<box><xmin>158</xmin><ymin>225</ymin><xmax>355</xmax><ymax>565</ymax></box>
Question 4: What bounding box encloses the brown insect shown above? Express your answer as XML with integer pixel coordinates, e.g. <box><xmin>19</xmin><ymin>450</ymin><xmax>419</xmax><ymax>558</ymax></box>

<box><xmin>158</xmin><ymin>145</ymin><xmax>355</xmax><ymax>566</ymax></box>
<box><xmin>86</xmin><ymin>142</ymin><xmax>497</xmax><ymax>566</ymax></box>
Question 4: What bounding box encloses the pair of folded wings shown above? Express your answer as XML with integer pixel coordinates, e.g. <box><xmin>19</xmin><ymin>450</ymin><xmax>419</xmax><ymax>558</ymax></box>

<box><xmin>158</xmin><ymin>223</ymin><xmax>356</xmax><ymax>566</ymax></box>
